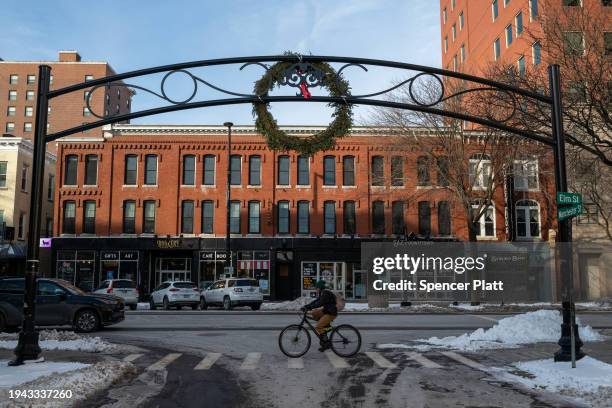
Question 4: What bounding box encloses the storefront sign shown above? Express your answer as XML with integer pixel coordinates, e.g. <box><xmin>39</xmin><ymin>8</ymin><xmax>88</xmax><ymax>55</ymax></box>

<box><xmin>101</xmin><ymin>251</ymin><xmax>119</xmax><ymax>260</ymax></box>
<box><xmin>120</xmin><ymin>251</ymin><xmax>139</xmax><ymax>261</ymax></box>
<box><xmin>200</xmin><ymin>251</ymin><xmax>215</xmax><ymax>260</ymax></box>
<box><xmin>39</xmin><ymin>238</ymin><xmax>52</xmax><ymax>248</ymax></box>
<box><xmin>215</xmin><ymin>252</ymin><xmax>228</xmax><ymax>261</ymax></box>
<box><xmin>156</xmin><ymin>239</ymin><xmax>181</xmax><ymax>249</ymax></box>
<box><xmin>302</xmin><ymin>262</ymin><xmax>317</xmax><ymax>291</ymax></box>
<box><xmin>238</xmin><ymin>260</ymin><xmax>270</xmax><ymax>269</ymax></box>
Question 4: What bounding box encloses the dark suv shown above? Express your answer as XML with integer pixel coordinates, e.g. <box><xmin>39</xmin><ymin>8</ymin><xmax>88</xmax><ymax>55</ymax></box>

<box><xmin>0</xmin><ymin>278</ymin><xmax>125</xmax><ymax>333</ymax></box>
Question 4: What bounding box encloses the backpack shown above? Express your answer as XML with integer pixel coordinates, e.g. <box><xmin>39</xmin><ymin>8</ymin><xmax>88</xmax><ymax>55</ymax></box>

<box><xmin>335</xmin><ymin>292</ymin><xmax>346</xmax><ymax>312</ymax></box>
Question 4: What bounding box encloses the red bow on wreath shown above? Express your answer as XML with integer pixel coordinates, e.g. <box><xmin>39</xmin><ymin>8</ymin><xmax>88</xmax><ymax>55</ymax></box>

<box><xmin>296</xmin><ymin>68</ymin><xmax>312</xmax><ymax>99</ymax></box>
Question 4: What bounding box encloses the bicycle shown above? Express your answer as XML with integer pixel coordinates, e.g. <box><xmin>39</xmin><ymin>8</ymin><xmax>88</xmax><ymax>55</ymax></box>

<box><xmin>278</xmin><ymin>310</ymin><xmax>362</xmax><ymax>358</ymax></box>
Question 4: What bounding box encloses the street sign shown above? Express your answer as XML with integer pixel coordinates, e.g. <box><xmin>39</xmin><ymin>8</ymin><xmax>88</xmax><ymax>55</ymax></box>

<box><xmin>557</xmin><ymin>192</ymin><xmax>582</xmax><ymax>221</ymax></box>
<box><xmin>557</xmin><ymin>192</ymin><xmax>582</xmax><ymax>206</ymax></box>
<box><xmin>39</xmin><ymin>238</ymin><xmax>52</xmax><ymax>248</ymax></box>
<box><xmin>558</xmin><ymin>204</ymin><xmax>582</xmax><ymax>222</ymax></box>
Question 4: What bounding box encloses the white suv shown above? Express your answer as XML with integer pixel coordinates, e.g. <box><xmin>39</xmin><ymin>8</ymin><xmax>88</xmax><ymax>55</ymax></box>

<box><xmin>150</xmin><ymin>281</ymin><xmax>200</xmax><ymax>310</ymax></box>
<box><xmin>201</xmin><ymin>278</ymin><xmax>263</xmax><ymax>310</ymax></box>
<box><xmin>94</xmin><ymin>279</ymin><xmax>138</xmax><ymax>310</ymax></box>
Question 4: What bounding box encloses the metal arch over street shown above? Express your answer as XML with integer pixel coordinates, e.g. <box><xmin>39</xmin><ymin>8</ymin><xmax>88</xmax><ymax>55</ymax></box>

<box><xmin>43</xmin><ymin>55</ymin><xmax>555</xmax><ymax>146</ymax></box>
<box><xmin>12</xmin><ymin>55</ymin><xmax>579</xmax><ymax>368</ymax></box>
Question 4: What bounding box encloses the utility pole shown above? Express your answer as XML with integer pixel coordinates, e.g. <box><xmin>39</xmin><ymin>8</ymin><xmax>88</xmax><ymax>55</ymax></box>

<box><xmin>549</xmin><ymin>64</ymin><xmax>583</xmax><ymax>365</ymax></box>
<box><xmin>10</xmin><ymin>65</ymin><xmax>51</xmax><ymax>366</ymax></box>
<box><xmin>224</xmin><ymin>122</ymin><xmax>234</xmax><ymax>278</ymax></box>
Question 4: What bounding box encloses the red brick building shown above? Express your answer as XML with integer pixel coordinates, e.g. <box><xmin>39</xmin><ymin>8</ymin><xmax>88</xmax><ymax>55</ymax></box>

<box><xmin>0</xmin><ymin>50</ymin><xmax>132</xmax><ymax>152</ymax></box>
<box><xmin>50</xmin><ymin>124</ymin><xmax>554</xmax><ymax>301</ymax></box>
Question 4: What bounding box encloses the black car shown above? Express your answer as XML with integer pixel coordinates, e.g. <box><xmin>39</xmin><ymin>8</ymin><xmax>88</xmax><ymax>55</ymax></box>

<box><xmin>0</xmin><ymin>277</ymin><xmax>125</xmax><ymax>333</ymax></box>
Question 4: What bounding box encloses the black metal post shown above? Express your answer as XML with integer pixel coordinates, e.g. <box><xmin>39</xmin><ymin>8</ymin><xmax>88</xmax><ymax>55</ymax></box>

<box><xmin>9</xmin><ymin>65</ymin><xmax>51</xmax><ymax>366</ymax></box>
<box><xmin>224</xmin><ymin>122</ymin><xmax>233</xmax><ymax>276</ymax></box>
<box><xmin>549</xmin><ymin>64</ymin><xmax>583</xmax><ymax>363</ymax></box>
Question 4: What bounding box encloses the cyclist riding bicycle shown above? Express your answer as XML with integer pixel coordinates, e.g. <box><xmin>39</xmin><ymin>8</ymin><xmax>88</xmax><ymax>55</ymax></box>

<box><xmin>301</xmin><ymin>279</ymin><xmax>337</xmax><ymax>351</ymax></box>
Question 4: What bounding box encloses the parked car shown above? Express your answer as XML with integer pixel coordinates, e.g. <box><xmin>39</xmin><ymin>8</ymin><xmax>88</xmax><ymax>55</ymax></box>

<box><xmin>0</xmin><ymin>277</ymin><xmax>125</xmax><ymax>333</ymax></box>
<box><xmin>149</xmin><ymin>281</ymin><xmax>200</xmax><ymax>310</ymax></box>
<box><xmin>200</xmin><ymin>278</ymin><xmax>263</xmax><ymax>310</ymax></box>
<box><xmin>94</xmin><ymin>279</ymin><xmax>139</xmax><ymax>310</ymax></box>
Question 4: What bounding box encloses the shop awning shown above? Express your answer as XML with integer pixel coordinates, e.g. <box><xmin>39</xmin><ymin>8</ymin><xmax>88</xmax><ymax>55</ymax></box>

<box><xmin>0</xmin><ymin>243</ymin><xmax>27</xmax><ymax>259</ymax></box>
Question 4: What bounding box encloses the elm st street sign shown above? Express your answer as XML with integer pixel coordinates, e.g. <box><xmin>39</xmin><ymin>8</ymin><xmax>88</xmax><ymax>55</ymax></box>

<box><xmin>557</xmin><ymin>192</ymin><xmax>583</xmax><ymax>222</ymax></box>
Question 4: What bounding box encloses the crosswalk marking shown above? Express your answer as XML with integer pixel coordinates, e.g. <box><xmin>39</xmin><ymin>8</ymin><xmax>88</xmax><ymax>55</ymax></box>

<box><xmin>325</xmin><ymin>351</ymin><xmax>350</xmax><ymax>369</ymax></box>
<box><xmin>194</xmin><ymin>353</ymin><xmax>222</xmax><ymax>370</ymax></box>
<box><xmin>240</xmin><ymin>352</ymin><xmax>262</xmax><ymax>370</ymax></box>
<box><xmin>287</xmin><ymin>357</ymin><xmax>304</xmax><ymax>369</ymax></box>
<box><xmin>123</xmin><ymin>353</ymin><xmax>144</xmax><ymax>363</ymax></box>
<box><xmin>365</xmin><ymin>352</ymin><xmax>397</xmax><ymax>369</ymax></box>
<box><xmin>441</xmin><ymin>351</ymin><xmax>487</xmax><ymax>371</ymax></box>
<box><xmin>404</xmin><ymin>352</ymin><xmax>442</xmax><ymax>369</ymax></box>
<box><xmin>146</xmin><ymin>353</ymin><xmax>182</xmax><ymax>371</ymax></box>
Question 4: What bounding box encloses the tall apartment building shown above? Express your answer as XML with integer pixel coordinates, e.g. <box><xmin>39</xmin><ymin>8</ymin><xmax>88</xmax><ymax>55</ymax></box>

<box><xmin>0</xmin><ymin>136</ymin><xmax>55</xmax><ymax>274</ymax></box>
<box><xmin>0</xmin><ymin>50</ymin><xmax>132</xmax><ymax>152</ymax></box>
<box><xmin>439</xmin><ymin>0</ymin><xmax>612</xmax><ymax>300</ymax></box>
<box><xmin>50</xmin><ymin>125</ymin><xmax>555</xmax><ymax>301</ymax></box>
<box><xmin>440</xmin><ymin>0</ymin><xmax>610</xmax><ymax>76</ymax></box>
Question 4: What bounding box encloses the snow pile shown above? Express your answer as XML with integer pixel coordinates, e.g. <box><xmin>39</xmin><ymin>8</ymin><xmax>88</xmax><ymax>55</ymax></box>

<box><xmin>137</xmin><ymin>302</ymin><xmax>150</xmax><ymax>310</ymax></box>
<box><xmin>384</xmin><ymin>310</ymin><xmax>605</xmax><ymax>352</ymax></box>
<box><xmin>0</xmin><ymin>330</ymin><xmax>116</xmax><ymax>353</ymax></box>
<box><xmin>501</xmin><ymin>357</ymin><xmax>612</xmax><ymax>408</ymax></box>
<box><xmin>0</xmin><ymin>360</ymin><xmax>89</xmax><ymax>388</ymax></box>
<box><xmin>0</xmin><ymin>360</ymin><xmax>137</xmax><ymax>408</ymax></box>
<box><xmin>261</xmin><ymin>297</ymin><xmax>311</xmax><ymax>311</ymax></box>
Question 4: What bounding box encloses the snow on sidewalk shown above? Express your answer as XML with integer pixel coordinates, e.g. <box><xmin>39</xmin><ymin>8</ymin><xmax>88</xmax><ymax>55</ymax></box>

<box><xmin>0</xmin><ymin>359</ymin><xmax>136</xmax><ymax>408</ymax></box>
<box><xmin>499</xmin><ymin>357</ymin><xmax>612</xmax><ymax>408</ymax></box>
<box><xmin>0</xmin><ymin>330</ymin><xmax>116</xmax><ymax>353</ymax></box>
<box><xmin>0</xmin><ymin>360</ymin><xmax>89</xmax><ymax>388</ymax></box>
<box><xmin>378</xmin><ymin>309</ymin><xmax>605</xmax><ymax>352</ymax></box>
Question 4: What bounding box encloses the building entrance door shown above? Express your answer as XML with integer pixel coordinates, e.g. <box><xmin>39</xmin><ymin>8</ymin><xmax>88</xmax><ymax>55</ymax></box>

<box><xmin>156</xmin><ymin>258</ymin><xmax>192</xmax><ymax>285</ymax></box>
<box><xmin>275</xmin><ymin>264</ymin><xmax>292</xmax><ymax>300</ymax></box>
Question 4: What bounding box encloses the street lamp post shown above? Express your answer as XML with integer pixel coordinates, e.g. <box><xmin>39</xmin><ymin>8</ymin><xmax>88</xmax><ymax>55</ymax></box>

<box><xmin>9</xmin><ymin>65</ymin><xmax>52</xmax><ymax>366</ymax></box>
<box><xmin>549</xmin><ymin>64</ymin><xmax>583</xmax><ymax>364</ymax></box>
<box><xmin>224</xmin><ymin>122</ymin><xmax>234</xmax><ymax>277</ymax></box>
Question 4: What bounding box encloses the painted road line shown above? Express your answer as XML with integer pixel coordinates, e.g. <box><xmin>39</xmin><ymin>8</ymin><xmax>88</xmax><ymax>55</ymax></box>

<box><xmin>470</xmin><ymin>315</ymin><xmax>500</xmax><ymax>323</ymax></box>
<box><xmin>365</xmin><ymin>352</ymin><xmax>397</xmax><ymax>369</ymax></box>
<box><xmin>441</xmin><ymin>351</ymin><xmax>487</xmax><ymax>371</ymax></box>
<box><xmin>287</xmin><ymin>357</ymin><xmax>304</xmax><ymax>369</ymax></box>
<box><xmin>123</xmin><ymin>353</ymin><xmax>144</xmax><ymax>363</ymax></box>
<box><xmin>325</xmin><ymin>351</ymin><xmax>350</xmax><ymax>369</ymax></box>
<box><xmin>404</xmin><ymin>352</ymin><xmax>442</xmax><ymax>369</ymax></box>
<box><xmin>240</xmin><ymin>352</ymin><xmax>262</xmax><ymax>370</ymax></box>
<box><xmin>194</xmin><ymin>353</ymin><xmax>222</xmax><ymax>370</ymax></box>
<box><xmin>146</xmin><ymin>353</ymin><xmax>182</xmax><ymax>371</ymax></box>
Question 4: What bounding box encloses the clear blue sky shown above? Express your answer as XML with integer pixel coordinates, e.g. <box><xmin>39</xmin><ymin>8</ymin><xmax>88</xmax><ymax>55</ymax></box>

<box><xmin>0</xmin><ymin>0</ymin><xmax>441</xmax><ymax>126</ymax></box>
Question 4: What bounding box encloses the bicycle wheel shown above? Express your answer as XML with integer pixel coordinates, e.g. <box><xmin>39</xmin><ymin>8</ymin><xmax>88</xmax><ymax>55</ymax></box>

<box><xmin>329</xmin><ymin>324</ymin><xmax>361</xmax><ymax>357</ymax></box>
<box><xmin>278</xmin><ymin>324</ymin><xmax>311</xmax><ymax>358</ymax></box>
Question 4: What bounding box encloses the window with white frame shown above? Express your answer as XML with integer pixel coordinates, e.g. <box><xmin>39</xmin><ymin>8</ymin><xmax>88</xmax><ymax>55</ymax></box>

<box><xmin>25</xmin><ymin>106</ymin><xmax>33</xmax><ymax>117</ymax></box>
<box><xmin>471</xmin><ymin>202</ymin><xmax>496</xmax><ymax>237</ymax></box>
<box><xmin>516</xmin><ymin>200</ymin><xmax>540</xmax><ymax>239</ymax></box>
<box><xmin>468</xmin><ymin>154</ymin><xmax>492</xmax><ymax>189</ymax></box>
<box><xmin>514</xmin><ymin>158</ymin><xmax>539</xmax><ymax>190</ymax></box>
<box><xmin>516</xmin><ymin>12</ymin><xmax>523</xmax><ymax>36</ymax></box>
<box><xmin>0</xmin><ymin>162</ymin><xmax>7</xmax><ymax>187</ymax></box>
<box><xmin>506</xmin><ymin>24</ymin><xmax>513</xmax><ymax>47</ymax></box>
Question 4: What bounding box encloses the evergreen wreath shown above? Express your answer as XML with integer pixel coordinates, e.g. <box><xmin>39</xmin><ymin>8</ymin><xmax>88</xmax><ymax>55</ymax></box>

<box><xmin>252</xmin><ymin>58</ymin><xmax>353</xmax><ymax>155</ymax></box>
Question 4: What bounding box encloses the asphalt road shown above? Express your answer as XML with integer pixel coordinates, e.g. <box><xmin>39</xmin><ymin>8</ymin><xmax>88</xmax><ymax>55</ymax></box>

<box><xmin>86</xmin><ymin>311</ymin><xmax>612</xmax><ymax>407</ymax></box>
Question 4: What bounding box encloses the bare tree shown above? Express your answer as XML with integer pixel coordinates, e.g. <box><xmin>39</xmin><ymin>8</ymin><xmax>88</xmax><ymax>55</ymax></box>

<box><xmin>485</xmin><ymin>3</ymin><xmax>612</xmax><ymax>240</ymax></box>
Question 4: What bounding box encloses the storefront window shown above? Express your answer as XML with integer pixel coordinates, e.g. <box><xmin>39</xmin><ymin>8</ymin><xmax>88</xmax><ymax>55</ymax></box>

<box><xmin>56</xmin><ymin>250</ymin><xmax>96</xmax><ymax>292</ymax></box>
<box><xmin>100</xmin><ymin>251</ymin><xmax>139</xmax><ymax>284</ymax></box>
<box><xmin>155</xmin><ymin>257</ymin><xmax>191</xmax><ymax>285</ymax></box>
<box><xmin>301</xmin><ymin>261</ymin><xmax>345</xmax><ymax>298</ymax></box>
<box><xmin>237</xmin><ymin>251</ymin><xmax>270</xmax><ymax>295</ymax></box>
<box><xmin>199</xmin><ymin>251</ymin><xmax>231</xmax><ymax>289</ymax></box>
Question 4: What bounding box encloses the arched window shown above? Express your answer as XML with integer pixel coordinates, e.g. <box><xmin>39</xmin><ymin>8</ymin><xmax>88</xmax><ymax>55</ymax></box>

<box><xmin>516</xmin><ymin>199</ymin><xmax>540</xmax><ymax>239</ymax></box>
